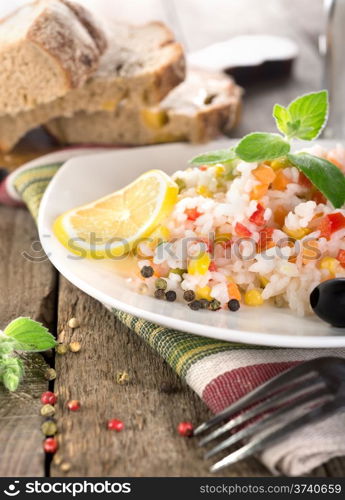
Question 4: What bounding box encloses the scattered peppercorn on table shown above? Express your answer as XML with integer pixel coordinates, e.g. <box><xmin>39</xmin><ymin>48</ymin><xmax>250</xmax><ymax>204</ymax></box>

<box><xmin>1</xmin><ymin>0</ymin><xmax>344</xmax><ymax>478</ymax></box>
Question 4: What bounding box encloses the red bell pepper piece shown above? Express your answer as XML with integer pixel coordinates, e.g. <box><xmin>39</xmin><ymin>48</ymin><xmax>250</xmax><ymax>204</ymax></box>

<box><xmin>318</xmin><ymin>213</ymin><xmax>345</xmax><ymax>239</ymax></box>
<box><xmin>235</xmin><ymin>222</ymin><xmax>252</xmax><ymax>238</ymax></box>
<box><xmin>249</xmin><ymin>203</ymin><xmax>265</xmax><ymax>226</ymax></box>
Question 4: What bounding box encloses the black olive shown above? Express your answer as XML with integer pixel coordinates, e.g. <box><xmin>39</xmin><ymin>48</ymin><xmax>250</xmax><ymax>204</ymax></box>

<box><xmin>310</xmin><ymin>278</ymin><xmax>345</xmax><ymax>328</ymax></box>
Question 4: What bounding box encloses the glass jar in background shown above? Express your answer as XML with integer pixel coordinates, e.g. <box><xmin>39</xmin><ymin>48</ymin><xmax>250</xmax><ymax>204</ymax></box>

<box><xmin>323</xmin><ymin>0</ymin><xmax>345</xmax><ymax>138</ymax></box>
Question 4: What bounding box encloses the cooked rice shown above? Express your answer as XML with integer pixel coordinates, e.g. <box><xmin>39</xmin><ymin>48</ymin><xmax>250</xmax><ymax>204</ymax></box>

<box><xmin>134</xmin><ymin>144</ymin><xmax>345</xmax><ymax>316</ymax></box>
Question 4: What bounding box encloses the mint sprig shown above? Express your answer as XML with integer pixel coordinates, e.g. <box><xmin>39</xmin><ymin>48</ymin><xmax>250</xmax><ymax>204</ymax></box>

<box><xmin>190</xmin><ymin>148</ymin><xmax>237</xmax><ymax>165</ymax></box>
<box><xmin>273</xmin><ymin>90</ymin><xmax>328</xmax><ymax>140</ymax></box>
<box><xmin>0</xmin><ymin>318</ymin><xmax>57</xmax><ymax>391</ymax></box>
<box><xmin>188</xmin><ymin>90</ymin><xmax>345</xmax><ymax>208</ymax></box>
<box><xmin>234</xmin><ymin>133</ymin><xmax>290</xmax><ymax>162</ymax></box>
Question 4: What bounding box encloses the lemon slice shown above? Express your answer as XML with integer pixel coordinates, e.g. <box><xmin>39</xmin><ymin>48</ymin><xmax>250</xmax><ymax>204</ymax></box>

<box><xmin>53</xmin><ymin>170</ymin><xmax>178</xmax><ymax>258</ymax></box>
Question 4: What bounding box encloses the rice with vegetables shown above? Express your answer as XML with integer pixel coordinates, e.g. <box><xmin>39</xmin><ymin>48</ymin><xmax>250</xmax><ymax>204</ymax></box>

<box><xmin>135</xmin><ymin>144</ymin><xmax>345</xmax><ymax>316</ymax></box>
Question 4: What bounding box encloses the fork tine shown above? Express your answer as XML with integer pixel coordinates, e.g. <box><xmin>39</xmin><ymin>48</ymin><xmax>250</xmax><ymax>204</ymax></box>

<box><xmin>204</xmin><ymin>386</ymin><xmax>329</xmax><ymax>459</ymax></box>
<box><xmin>194</xmin><ymin>357</ymin><xmax>341</xmax><ymax>437</ymax></box>
<box><xmin>210</xmin><ymin>397</ymin><xmax>340</xmax><ymax>473</ymax></box>
<box><xmin>198</xmin><ymin>375</ymin><xmax>325</xmax><ymax>447</ymax></box>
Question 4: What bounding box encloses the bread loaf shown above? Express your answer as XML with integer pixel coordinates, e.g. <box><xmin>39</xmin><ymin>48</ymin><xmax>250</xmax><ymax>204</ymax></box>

<box><xmin>46</xmin><ymin>70</ymin><xmax>242</xmax><ymax>145</ymax></box>
<box><xmin>0</xmin><ymin>21</ymin><xmax>185</xmax><ymax>151</ymax></box>
<box><xmin>0</xmin><ymin>0</ymin><xmax>107</xmax><ymax>115</ymax></box>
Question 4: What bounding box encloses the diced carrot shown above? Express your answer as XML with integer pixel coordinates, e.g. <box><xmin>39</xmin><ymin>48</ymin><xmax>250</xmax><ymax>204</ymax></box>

<box><xmin>274</xmin><ymin>205</ymin><xmax>288</xmax><ymax>228</ymax></box>
<box><xmin>337</xmin><ymin>249</ymin><xmax>345</xmax><ymax>268</ymax></box>
<box><xmin>235</xmin><ymin>222</ymin><xmax>252</xmax><ymax>237</ymax></box>
<box><xmin>228</xmin><ymin>282</ymin><xmax>241</xmax><ymax>301</ymax></box>
<box><xmin>257</xmin><ymin>227</ymin><xmax>275</xmax><ymax>252</ymax></box>
<box><xmin>272</xmin><ymin>170</ymin><xmax>290</xmax><ymax>191</ymax></box>
<box><xmin>250</xmin><ymin>183</ymin><xmax>269</xmax><ymax>200</ymax></box>
<box><xmin>252</xmin><ymin>165</ymin><xmax>276</xmax><ymax>184</ymax></box>
<box><xmin>199</xmin><ymin>165</ymin><xmax>208</xmax><ymax>171</ymax></box>
<box><xmin>185</xmin><ymin>208</ymin><xmax>202</xmax><ymax>221</ymax></box>
<box><xmin>249</xmin><ymin>203</ymin><xmax>265</xmax><ymax>226</ymax></box>
<box><xmin>302</xmin><ymin>239</ymin><xmax>319</xmax><ymax>265</ymax></box>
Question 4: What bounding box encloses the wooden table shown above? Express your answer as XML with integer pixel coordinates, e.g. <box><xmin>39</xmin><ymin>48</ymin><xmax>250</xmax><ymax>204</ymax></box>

<box><xmin>1</xmin><ymin>0</ymin><xmax>345</xmax><ymax>478</ymax></box>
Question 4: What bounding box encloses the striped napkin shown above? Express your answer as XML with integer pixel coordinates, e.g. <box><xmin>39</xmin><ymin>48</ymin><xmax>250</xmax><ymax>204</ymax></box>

<box><xmin>1</xmin><ymin>148</ymin><xmax>345</xmax><ymax>476</ymax></box>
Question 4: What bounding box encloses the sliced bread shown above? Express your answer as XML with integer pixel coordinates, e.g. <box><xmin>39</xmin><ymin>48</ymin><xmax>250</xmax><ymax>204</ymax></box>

<box><xmin>0</xmin><ymin>0</ymin><xmax>107</xmax><ymax>115</ymax></box>
<box><xmin>0</xmin><ymin>21</ymin><xmax>185</xmax><ymax>151</ymax></box>
<box><xmin>46</xmin><ymin>69</ymin><xmax>242</xmax><ymax>145</ymax></box>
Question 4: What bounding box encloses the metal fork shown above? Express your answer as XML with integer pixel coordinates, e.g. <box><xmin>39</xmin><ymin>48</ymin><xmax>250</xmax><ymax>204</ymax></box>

<box><xmin>194</xmin><ymin>357</ymin><xmax>345</xmax><ymax>473</ymax></box>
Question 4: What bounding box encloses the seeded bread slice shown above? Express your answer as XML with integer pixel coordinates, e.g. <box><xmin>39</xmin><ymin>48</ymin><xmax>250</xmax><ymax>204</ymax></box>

<box><xmin>0</xmin><ymin>21</ymin><xmax>185</xmax><ymax>151</ymax></box>
<box><xmin>0</xmin><ymin>0</ymin><xmax>107</xmax><ymax>115</ymax></box>
<box><xmin>46</xmin><ymin>70</ymin><xmax>242</xmax><ymax>145</ymax></box>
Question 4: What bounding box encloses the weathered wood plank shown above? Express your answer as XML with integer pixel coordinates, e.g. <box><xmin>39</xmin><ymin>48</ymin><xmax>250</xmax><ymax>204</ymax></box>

<box><xmin>52</xmin><ymin>278</ymin><xmax>269</xmax><ymax>477</ymax></box>
<box><xmin>0</xmin><ymin>206</ymin><xmax>57</xmax><ymax>476</ymax></box>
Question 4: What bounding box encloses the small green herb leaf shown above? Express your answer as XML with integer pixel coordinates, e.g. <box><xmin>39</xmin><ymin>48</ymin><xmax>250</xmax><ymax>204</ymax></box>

<box><xmin>190</xmin><ymin>148</ymin><xmax>237</xmax><ymax>165</ymax></box>
<box><xmin>273</xmin><ymin>91</ymin><xmax>328</xmax><ymax>140</ymax></box>
<box><xmin>0</xmin><ymin>357</ymin><xmax>24</xmax><ymax>391</ymax></box>
<box><xmin>4</xmin><ymin>318</ymin><xmax>57</xmax><ymax>352</ymax></box>
<box><xmin>235</xmin><ymin>133</ymin><xmax>290</xmax><ymax>162</ymax></box>
<box><xmin>287</xmin><ymin>152</ymin><xmax>345</xmax><ymax>208</ymax></box>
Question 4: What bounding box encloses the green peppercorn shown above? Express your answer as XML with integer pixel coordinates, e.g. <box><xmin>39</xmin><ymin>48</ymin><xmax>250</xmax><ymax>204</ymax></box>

<box><xmin>40</xmin><ymin>404</ymin><xmax>55</xmax><ymax>417</ymax></box>
<box><xmin>174</xmin><ymin>178</ymin><xmax>186</xmax><ymax>193</ymax></box>
<box><xmin>199</xmin><ymin>299</ymin><xmax>209</xmax><ymax>309</ymax></box>
<box><xmin>155</xmin><ymin>278</ymin><xmax>167</xmax><ymax>290</ymax></box>
<box><xmin>141</xmin><ymin>265</ymin><xmax>154</xmax><ymax>278</ymax></box>
<box><xmin>41</xmin><ymin>419</ymin><xmax>58</xmax><ymax>436</ymax></box>
<box><xmin>44</xmin><ymin>368</ymin><xmax>57</xmax><ymax>381</ymax></box>
<box><xmin>154</xmin><ymin>289</ymin><xmax>165</xmax><ymax>300</ymax></box>
<box><xmin>170</xmin><ymin>268</ymin><xmax>186</xmax><ymax>277</ymax></box>
<box><xmin>189</xmin><ymin>300</ymin><xmax>201</xmax><ymax>311</ymax></box>
<box><xmin>209</xmin><ymin>299</ymin><xmax>221</xmax><ymax>311</ymax></box>
<box><xmin>228</xmin><ymin>299</ymin><xmax>240</xmax><ymax>312</ymax></box>
<box><xmin>165</xmin><ymin>290</ymin><xmax>177</xmax><ymax>302</ymax></box>
<box><xmin>183</xmin><ymin>290</ymin><xmax>195</xmax><ymax>302</ymax></box>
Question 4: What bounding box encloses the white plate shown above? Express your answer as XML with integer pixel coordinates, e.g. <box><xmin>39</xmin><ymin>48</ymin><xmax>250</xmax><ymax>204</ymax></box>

<box><xmin>38</xmin><ymin>140</ymin><xmax>345</xmax><ymax>348</ymax></box>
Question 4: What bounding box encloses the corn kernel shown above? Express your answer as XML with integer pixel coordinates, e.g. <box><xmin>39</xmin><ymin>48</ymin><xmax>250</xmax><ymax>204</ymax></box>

<box><xmin>196</xmin><ymin>185</ymin><xmax>212</xmax><ymax>197</ymax></box>
<box><xmin>214</xmin><ymin>165</ymin><xmax>225</xmax><ymax>177</ymax></box>
<box><xmin>270</xmin><ymin>157</ymin><xmax>290</xmax><ymax>170</ymax></box>
<box><xmin>283</xmin><ymin>226</ymin><xmax>311</xmax><ymax>240</ymax></box>
<box><xmin>196</xmin><ymin>286</ymin><xmax>212</xmax><ymax>300</ymax></box>
<box><xmin>244</xmin><ymin>289</ymin><xmax>264</xmax><ymax>306</ymax></box>
<box><xmin>319</xmin><ymin>256</ymin><xmax>339</xmax><ymax>276</ymax></box>
<box><xmin>259</xmin><ymin>275</ymin><xmax>269</xmax><ymax>287</ymax></box>
<box><xmin>188</xmin><ymin>252</ymin><xmax>211</xmax><ymax>275</ymax></box>
<box><xmin>101</xmin><ymin>100</ymin><xmax>119</xmax><ymax>111</ymax></box>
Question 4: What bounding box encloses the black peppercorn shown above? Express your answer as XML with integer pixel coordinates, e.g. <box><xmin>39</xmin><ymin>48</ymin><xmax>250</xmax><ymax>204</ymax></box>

<box><xmin>199</xmin><ymin>299</ymin><xmax>209</xmax><ymax>309</ymax></box>
<box><xmin>141</xmin><ymin>265</ymin><xmax>154</xmax><ymax>278</ymax></box>
<box><xmin>155</xmin><ymin>278</ymin><xmax>167</xmax><ymax>290</ymax></box>
<box><xmin>154</xmin><ymin>289</ymin><xmax>165</xmax><ymax>300</ymax></box>
<box><xmin>189</xmin><ymin>300</ymin><xmax>201</xmax><ymax>311</ymax></box>
<box><xmin>228</xmin><ymin>299</ymin><xmax>240</xmax><ymax>312</ymax></box>
<box><xmin>165</xmin><ymin>290</ymin><xmax>177</xmax><ymax>302</ymax></box>
<box><xmin>183</xmin><ymin>290</ymin><xmax>195</xmax><ymax>302</ymax></box>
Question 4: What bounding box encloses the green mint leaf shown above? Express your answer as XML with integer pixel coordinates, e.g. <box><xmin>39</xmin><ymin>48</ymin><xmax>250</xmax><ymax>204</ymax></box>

<box><xmin>235</xmin><ymin>133</ymin><xmax>290</xmax><ymax>162</ymax></box>
<box><xmin>273</xmin><ymin>91</ymin><xmax>328</xmax><ymax>141</ymax></box>
<box><xmin>4</xmin><ymin>318</ymin><xmax>57</xmax><ymax>352</ymax></box>
<box><xmin>287</xmin><ymin>152</ymin><xmax>345</xmax><ymax>208</ymax></box>
<box><xmin>190</xmin><ymin>148</ymin><xmax>237</xmax><ymax>165</ymax></box>
<box><xmin>0</xmin><ymin>357</ymin><xmax>24</xmax><ymax>391</ymax></box>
